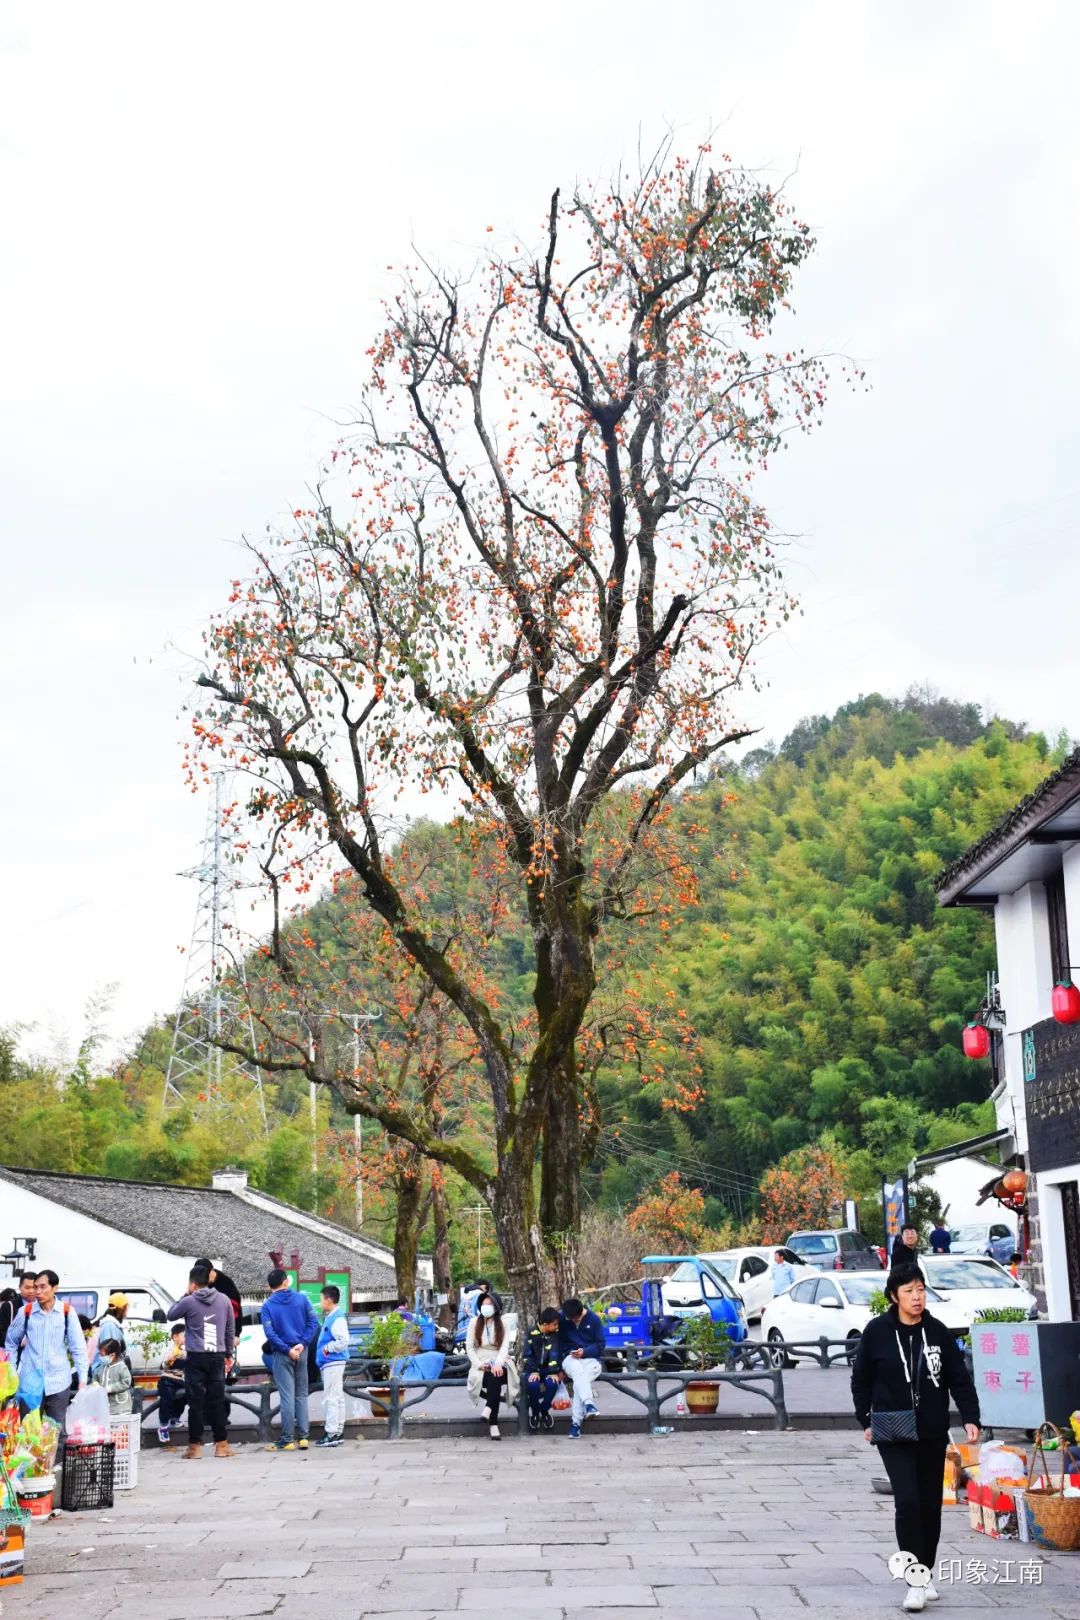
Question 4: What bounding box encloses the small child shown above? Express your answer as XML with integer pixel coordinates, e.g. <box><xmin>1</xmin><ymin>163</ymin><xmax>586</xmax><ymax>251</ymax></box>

<box><xmin>93</xmin><ymin>1338</ymin><xmax>133</xmax><ymax>1415</ymax></box>
<box><xmin>157</xmin><ymin>1323</ymin><xmax>187</xmax><ymax>1443</ymax></box>
<box><xmin>1008</xmin><ymin>1251</ymin><xmax>1022</xmax><ymax>1279</ymax></box>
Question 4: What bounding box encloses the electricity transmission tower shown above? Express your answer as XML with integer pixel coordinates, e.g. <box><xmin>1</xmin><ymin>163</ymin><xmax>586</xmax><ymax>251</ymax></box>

<box><xmin>163</xmin><ymin>775</ymin><xmax>268</xmax><ymax>1132</ymax></box>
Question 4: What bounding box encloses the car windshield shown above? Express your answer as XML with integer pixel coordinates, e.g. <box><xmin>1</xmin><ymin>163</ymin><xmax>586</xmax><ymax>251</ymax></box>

<box><xmin>709</xmin><ymin>1258</ymin><xmax>737</xmax><ymax>1282</ymax></box>
<box><xmin>949</xmin><ymin>1226</ymin><xmax>987</xmax><ymax>1245</ymax></box>
<box><xmin>927</xmin><ymin>1260</ymin><xmax>1016</xmax><ymax>1290</ymax></box>
<box><xmin>788</xmin><ymin>1233</ymin><xmax>837</xmax><ymax>1257</ymax></box>
<box><xmin>839</xmin><ymin>1278</ymin><xmax>881</xmax><ymax>1306</ymax></box>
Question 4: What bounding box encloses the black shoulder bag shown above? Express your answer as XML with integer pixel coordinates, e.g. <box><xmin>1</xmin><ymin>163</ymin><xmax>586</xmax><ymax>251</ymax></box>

<box><xmin>870</xmin><ymin>1328</ymin><xmax>923</xmax><ymax>1444</ymax></box>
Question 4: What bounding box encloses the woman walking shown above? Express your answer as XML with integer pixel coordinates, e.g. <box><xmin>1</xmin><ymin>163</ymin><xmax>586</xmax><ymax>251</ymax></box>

<box><xmin>466</xmin><ymin>1290</ymin><xmax>518</xmax><ymax>1441</ymax></box>
<box><xmin>851</xmin><ymin>1261</ymin><xmax>980</xmax><ymax>1612</ymax></box>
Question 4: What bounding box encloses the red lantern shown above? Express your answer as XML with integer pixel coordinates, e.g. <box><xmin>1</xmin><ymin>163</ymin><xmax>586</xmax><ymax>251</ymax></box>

<box><xmin>1002</xmin><ymin>1170</ymin><xmax>1027</xmax><ymax>1196</ymax></box>
<box><xmin>962</xmin><ymin>1022</ymin><xmax>991</xmax><ymax>1059</ymax></box>
<box><xmin>1051</xmin><ymin>980</ymin><xmax>1080</xmax><ymax>1024</ymax></box>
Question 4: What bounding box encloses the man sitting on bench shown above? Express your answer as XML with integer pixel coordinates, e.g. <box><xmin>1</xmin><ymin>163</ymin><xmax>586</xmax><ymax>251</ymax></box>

<box><xmin>558</xmin><ymin>1297</ymin><xmax>606</xmax><ymax>1440</ymax></box>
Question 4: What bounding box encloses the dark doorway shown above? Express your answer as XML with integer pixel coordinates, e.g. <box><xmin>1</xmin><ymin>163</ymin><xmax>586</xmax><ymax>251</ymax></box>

<box><xmin>1062</xmin><ymin>1180</ymin><xmax>1080</xmax><ymax>1321</ymax></box>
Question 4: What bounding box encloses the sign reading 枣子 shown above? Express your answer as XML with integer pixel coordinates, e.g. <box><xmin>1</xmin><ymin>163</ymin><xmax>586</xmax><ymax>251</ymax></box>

<box><xmin>970</xmin><ymin>1323</ymin><xmax>1044</xmax><ymax>1428</ymax></box>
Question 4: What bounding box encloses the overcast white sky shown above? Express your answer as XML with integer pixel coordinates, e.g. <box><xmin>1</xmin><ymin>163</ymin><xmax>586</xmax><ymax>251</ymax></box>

<box><xmin>2</xmin><ymin>1</ymin><xmax>1077</xmax><ymax>1062</ymax></box>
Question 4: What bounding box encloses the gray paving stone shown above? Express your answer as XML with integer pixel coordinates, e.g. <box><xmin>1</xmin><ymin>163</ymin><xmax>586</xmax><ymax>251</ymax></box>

<box><xmin>5</xmin><ymin>1430</ymin><xmax>1074</xmax><ymax>1620</ymax></box>
<box><xmin>216</xmin><ymin>1558</ymin><xmax>313</xmax><ymax>1578</ymax></box>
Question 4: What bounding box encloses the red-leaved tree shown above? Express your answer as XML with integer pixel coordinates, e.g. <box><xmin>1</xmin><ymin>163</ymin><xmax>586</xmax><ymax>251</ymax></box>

<box><xmin>189</xmin><ymin>139</ymin><xmax>840</xmax><ymax>1316</ymax></box>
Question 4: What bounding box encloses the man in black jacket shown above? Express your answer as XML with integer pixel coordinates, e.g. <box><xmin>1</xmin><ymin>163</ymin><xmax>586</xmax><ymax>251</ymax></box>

<box><xmin>523</xmin><ymin>1308</ymin><xmax>563</xmax><ymax>1431</ymax></box>
<box><xmin>890</xmin><ymin>1224</ymin><xmax>920</xmax><ymax>1266</ymax></box>
<box><xmin>851</xmin><ymin>1262</ymin><xmax>980</xmax><ymax>1610</ymax></box>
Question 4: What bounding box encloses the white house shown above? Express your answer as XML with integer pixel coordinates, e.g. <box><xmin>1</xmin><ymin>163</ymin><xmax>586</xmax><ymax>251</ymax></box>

<box><xmin>936</xmin><ymin>750</ymin><xmax>1080</xmax><ymax>1321</ymax></box>
<box><xmin>911</xmin><ymin>1150</ymin><xmax>1018</xmax><ymax>1239</ymax></box>
<box><xmin>0</xmin><ymin>1164</ymin><xmax>432</xmax><ymax>1306</ymax></box>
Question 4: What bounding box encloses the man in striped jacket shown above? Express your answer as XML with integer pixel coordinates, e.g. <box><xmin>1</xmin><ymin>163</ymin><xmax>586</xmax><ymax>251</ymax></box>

<box><xmin>4</xmin><ymin>1269</ymin><xmax>88</xmax><ymax>1448</ymax></box>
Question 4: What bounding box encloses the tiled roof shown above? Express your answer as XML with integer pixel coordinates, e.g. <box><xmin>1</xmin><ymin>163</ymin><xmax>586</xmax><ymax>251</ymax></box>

<box><xmin>0</xmin><ymin>1166</ymin><xmax>400</xmax><ymax>1297</ymax></box>
<box><xmin>934</xmin><ymin>749</ymin><xmax>1080</xmax><ymax>899</ymax></box>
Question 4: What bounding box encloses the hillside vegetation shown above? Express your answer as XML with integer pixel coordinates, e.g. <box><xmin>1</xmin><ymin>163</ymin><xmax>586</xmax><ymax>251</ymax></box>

<box><xmin>1</xmin><ymin>691</ymin><xmax>1063</xmax><ymax>1266</ymax></box>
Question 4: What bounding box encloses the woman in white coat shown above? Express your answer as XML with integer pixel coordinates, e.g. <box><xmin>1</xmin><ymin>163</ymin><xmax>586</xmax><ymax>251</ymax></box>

<box><xmin>466</xmin><ymin>1290</ymin><xmax>519</xmax><ymax>1440</ymax></box>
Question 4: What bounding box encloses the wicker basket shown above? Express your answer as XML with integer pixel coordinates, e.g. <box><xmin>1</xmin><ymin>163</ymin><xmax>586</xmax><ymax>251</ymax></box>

<box><xmin>1023</xmin><ymin>1423</ymin><xmax>1080</xmax><ymax>1552</ymax></box>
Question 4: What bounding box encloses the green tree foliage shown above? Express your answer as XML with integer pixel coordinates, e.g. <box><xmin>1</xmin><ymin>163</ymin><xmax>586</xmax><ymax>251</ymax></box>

<box><xmin>595</xmin><ymin>695</ymin><xmax>1057</xmax><ymax>1215</ymax></box>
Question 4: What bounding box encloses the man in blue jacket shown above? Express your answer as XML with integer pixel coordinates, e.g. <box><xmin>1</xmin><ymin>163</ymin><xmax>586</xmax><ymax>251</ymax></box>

<box><xmin>261</xmin><ymin>1268</ymin><xmax>320</xmax><ymax>1451</ymax></box>
<box><xmin>558</xmin><ymin>1297</ymin><xmax>606</xmax><ymax>1439</ymax></box>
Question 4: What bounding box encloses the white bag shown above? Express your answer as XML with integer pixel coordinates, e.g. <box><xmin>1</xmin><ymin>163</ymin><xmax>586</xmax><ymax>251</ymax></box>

<box><xmin>66</xmin><ymin>1382</ymin><xmax>111</xmax><ymax>1439</ymax></box>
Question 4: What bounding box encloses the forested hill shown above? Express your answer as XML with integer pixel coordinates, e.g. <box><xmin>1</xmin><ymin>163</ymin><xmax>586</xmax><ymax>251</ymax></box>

<box><xmin>1</xmin><ymin>691</ymin><xmax>1065</xmax><ymax>1241</ymax></box>
<box><xmin>594</xmin><ymin>693</ymin><xmax>1064</xmax><ymax>1219</ymax></box>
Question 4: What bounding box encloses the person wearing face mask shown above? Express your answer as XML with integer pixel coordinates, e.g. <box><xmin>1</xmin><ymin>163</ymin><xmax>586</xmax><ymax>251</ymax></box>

<box><xmin>466</xmin><ymin>1290</ymin><xmax>519</xmax><ymax>1440</ymax></box>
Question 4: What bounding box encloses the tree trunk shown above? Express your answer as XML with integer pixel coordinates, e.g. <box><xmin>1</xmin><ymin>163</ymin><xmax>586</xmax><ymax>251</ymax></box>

<box><xmin>393</xmin><ymin>1158</ymin><xmax>424</xmax><ymax>1301</ymax></box>
<box><xmin>540</xmin><ymin>1055</ymin><xmax>582</xmax><ymax>1301</ymax></box>
<box><xmin>491</xmin><ymin>1151</ymin><xmax>545</xmax><ymax>1327</ymax></box>
<box><xmin>431</xmin><ymin>1171</ymin><xmax>454</xmax><ymax>1328</ymax></box>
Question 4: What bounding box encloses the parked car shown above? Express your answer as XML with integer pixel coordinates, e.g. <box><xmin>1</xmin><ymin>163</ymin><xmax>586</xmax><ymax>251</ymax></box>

<box><xmin>786</xmin><ymin>1228</ymin><xmax>884</xmax><ymax>1271</ymax></box>
<box><xmin>760</xmin><ymin>1270</ymin><xmax>974</xmax><ymax>1368</ymax></box>
<box><xmin>691</xmin><ymin>1246</ymin><xmax>821</xmax><ymax>1323</ymax></box>
<box><xmin>919</xmin><ymin>1256</ymin><xmax>1038</xmax><ymax>1319</ymax></box>
<box><xmin>948</xmin><ymin>1221</ymin><xmax>1017</xmax><ymax>1265</ymax></box>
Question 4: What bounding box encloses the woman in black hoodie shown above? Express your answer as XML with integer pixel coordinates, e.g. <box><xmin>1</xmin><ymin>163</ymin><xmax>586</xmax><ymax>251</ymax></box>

<box><xmin>850</xmin><ymin>1261</ymin><xmax>980</xmax><ymax>1612</ymax></box>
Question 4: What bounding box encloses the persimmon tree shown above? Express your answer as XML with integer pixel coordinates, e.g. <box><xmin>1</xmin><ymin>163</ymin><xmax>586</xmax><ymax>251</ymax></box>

<box><xmin>758</xmin><ymin>1143</ymin><xmax>848</xmax><ymax>1243</ymax></box>
<box><xmin>189</xmin><ymin>139</ymin><xmax>839</xmax><ymax>1317</ymax></box>
<box><xmin>627</xmin><ymin>1170</ymin><xmax>708</xmax><ymax>1250</ymax></box>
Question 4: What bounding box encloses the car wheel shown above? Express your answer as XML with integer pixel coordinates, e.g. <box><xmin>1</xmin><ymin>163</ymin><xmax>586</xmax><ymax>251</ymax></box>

<box><xmin>845</xmin><ymin>1331</ymin><xmax>861</xmax><ymax>1366</ymax></box>
<box><xmin>767</xmin><ymin>1329</ymin><xmax>793</xmax><ymax>1370</ymax></box>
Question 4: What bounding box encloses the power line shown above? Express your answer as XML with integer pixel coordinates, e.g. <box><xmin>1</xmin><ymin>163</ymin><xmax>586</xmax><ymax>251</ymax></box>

<box><xmin>605</xmin><ymin>1126</ymin><xmax>758</xmax><ymax>1190</ymax></box>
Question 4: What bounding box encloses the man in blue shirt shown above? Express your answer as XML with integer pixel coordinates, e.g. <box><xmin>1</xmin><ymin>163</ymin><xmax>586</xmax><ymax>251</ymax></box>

<box><xmin>558</xmin><ymin>1297</ymin><xmax>606</xmax><ymax>1439</ymax></box>
<box><xmin>261</xmin><ymin>1268</ymin><xmax>320</xmax><ymax>1451</ymax></box>
<box><xmin>4</xmin><ymin>1269</ymin><xmax>88</xmax><ymax>1449</ymax></box>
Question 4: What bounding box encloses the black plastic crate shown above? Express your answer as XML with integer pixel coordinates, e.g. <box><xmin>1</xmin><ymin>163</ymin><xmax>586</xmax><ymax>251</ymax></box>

<box><xmin>60</xmin><ymin>1442</ymin><xmax>115</xmax><ymax>1512</ymax></box>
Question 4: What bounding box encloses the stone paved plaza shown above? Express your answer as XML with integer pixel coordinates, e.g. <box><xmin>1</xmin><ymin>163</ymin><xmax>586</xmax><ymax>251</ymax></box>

<box><xmin>6</xmin><ymin>1430</ymin><xmax>1078</xmax><ymax>1620</ymax></box>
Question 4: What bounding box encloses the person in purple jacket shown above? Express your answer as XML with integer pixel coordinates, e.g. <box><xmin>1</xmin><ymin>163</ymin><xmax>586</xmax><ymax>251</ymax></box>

<box><xmin>166</xmin><ymin>1262</ymin><xmax>236</xmax><ymax>1459</ymax></box>
<box><xmin>261</xmin><ymin>1268</ymin><xmax>320</xmax><ymax>1451</ymax></box>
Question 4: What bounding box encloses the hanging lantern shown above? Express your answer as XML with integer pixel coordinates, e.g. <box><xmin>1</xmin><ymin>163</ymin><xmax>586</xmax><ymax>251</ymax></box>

<box><xmin>1002</xmin><ymin>1169</ymin><xmax>1027</xmax><ymax>1196</ymax></box>
<box><xmin>1051</xmin><ymin>981</ymin><xmax>1080</xmax><ymax>1024</ymax></box>
<box><xmin>962</xmin><ymin>1022</ymin><xmax>991</xmax><ymax>1059</ymax></box>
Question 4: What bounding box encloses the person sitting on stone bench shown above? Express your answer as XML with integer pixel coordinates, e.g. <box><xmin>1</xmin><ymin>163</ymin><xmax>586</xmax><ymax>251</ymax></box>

<box><xmin>523</xmin><ymin>1307</ymin><xmax>563</xmax><ymax>1431</ymax></box>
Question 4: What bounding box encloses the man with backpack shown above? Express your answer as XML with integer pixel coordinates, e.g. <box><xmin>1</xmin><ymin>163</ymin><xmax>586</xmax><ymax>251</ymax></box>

<box><xmin>4</xmin><ymin>1269</ymin><xmax>88</xmax><ymax>1448</ymax></box>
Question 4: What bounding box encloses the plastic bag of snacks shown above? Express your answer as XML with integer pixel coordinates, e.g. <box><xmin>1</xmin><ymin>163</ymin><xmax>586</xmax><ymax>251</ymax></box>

<box><xmin>0</xmin><ymin>1354</ymin><xmax>18</xmax><ymax>1406</ymax></box>
<box><xmin>65</xmin><ymin>1382</ymin><xmax>110</xmax><ymax>1443</ymax></box>
<box><xmin>0</xmin><ymin>1406</ymin><xmax>21</xmax><ymax>1460</ymax></box>
<box><xmin>12</xmin><ymin>1412</ymin><xmax>59</xmax><ymax>1479</ymax></box>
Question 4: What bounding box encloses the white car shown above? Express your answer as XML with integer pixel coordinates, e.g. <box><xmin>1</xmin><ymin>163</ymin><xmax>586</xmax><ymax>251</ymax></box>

<box><xmin>919</xmin><ymin>1256</ymin><xmax>1038</xmax><ymax>1320</ymax></box>
<box><xmin>675</xmin><ymin>1246</ymin><xmax>820</xmax><ymax>1323</ymax></box>
<box><xmin>759</xmin><ymin>1270</ymin><xmax>975</xmax><ymax>1367</ymax></box>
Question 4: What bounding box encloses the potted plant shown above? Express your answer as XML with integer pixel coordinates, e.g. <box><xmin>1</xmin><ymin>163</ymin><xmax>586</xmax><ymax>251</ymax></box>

<box><xmin>127</xmin><ymin>1320</ymin><xmax>172</xmax><ymax>1384</ymax></box>
<box><xmin>679</xmin><ymin>1315</ymin><xmax>730</xmax><ymax>1415</ymax></box>
<box><xmin>362</xmin><ymin>1312</ymin><xmax>420</xmax><ymax>1418</ymax></box>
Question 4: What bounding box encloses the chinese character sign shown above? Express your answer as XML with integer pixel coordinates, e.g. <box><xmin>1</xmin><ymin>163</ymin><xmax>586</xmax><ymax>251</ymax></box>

<box><xmin>970</xmin><ymin>1323</ymin><xmax>1044</xmax><ymax>1427</ymax></box>
<box><xmin>882</xmin><ymin>1177</ymin><xmax>908</xmax><ymax>1241</ymax></box>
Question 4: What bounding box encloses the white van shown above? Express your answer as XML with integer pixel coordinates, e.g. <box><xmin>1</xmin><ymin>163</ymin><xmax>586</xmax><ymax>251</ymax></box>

<box><xmin>55</xmin><ymin>1279</ymin><xmax>266</xmax><ymax>1374</ymax></box>
<box><xmin>53</xmin><ymin>1278</ymin><xmax>175</xmax><ymax>1373</ymax></box>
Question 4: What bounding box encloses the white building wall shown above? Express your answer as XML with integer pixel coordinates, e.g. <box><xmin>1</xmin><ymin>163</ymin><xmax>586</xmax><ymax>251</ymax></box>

<box><xmin>994</xmin><ymin>882</ymin><xmax>1055</xmax><ymax>1153</ymax></box>
<box><xmin>1034</xmin><ymin>1163</ymin><xmax>1080</xmax><ymax>1322</ymax></box>
<box><xmin>1061</xmin><ymin>844</ymin><xmax>1080</xmax><ymax>976</ymax></box>
<box><xmin>0</xmin><ymin>1181</ymin><xmax>193</xmax><ymax>1299</ymax></box>
<box><xmin>924</xmin><ymin>1156</ymin><xmax>1017</xmax><ymax>1235</ymax></box>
